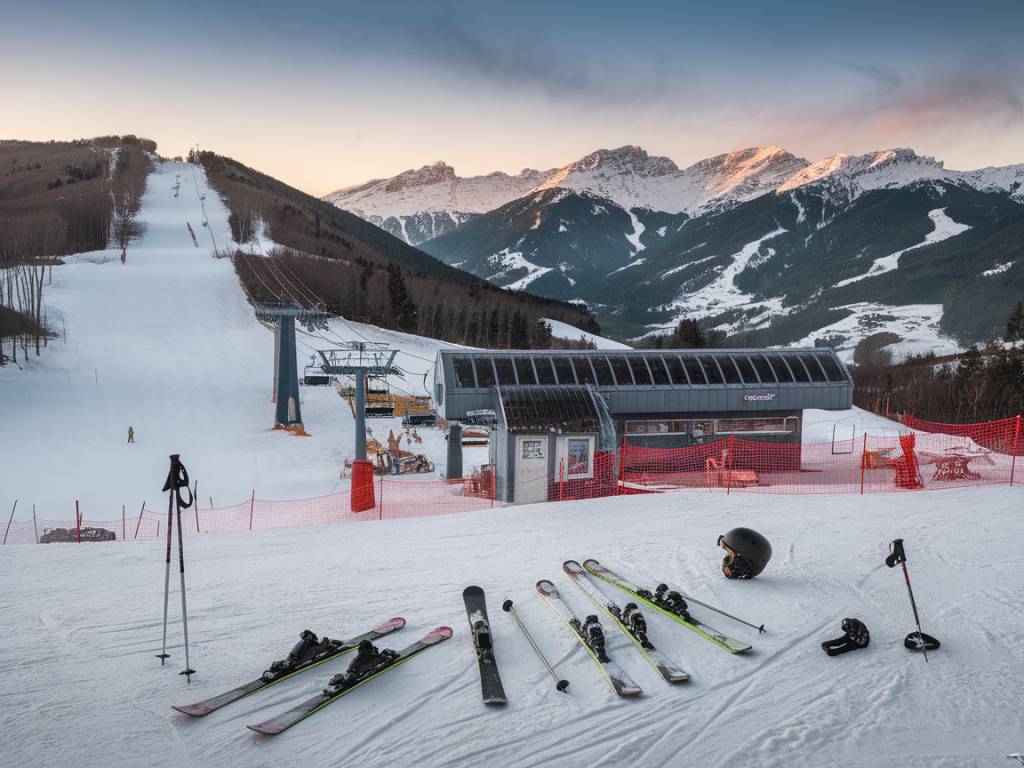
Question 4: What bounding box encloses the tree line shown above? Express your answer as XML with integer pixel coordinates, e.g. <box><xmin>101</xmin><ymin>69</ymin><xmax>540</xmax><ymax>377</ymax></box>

<box><xmin>851</xmin><ymin>303</ymin><xmax>1024</xmax><ymax>422</ymax></box>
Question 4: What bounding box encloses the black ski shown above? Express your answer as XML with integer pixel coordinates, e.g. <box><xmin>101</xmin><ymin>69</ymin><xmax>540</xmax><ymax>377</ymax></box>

<box><xmin>247</xmin><ymin>626</ymin><xmax>453</xmax><ymax>735</ymax></box>
<box><xmin>172</xmin><ymin>617</ymin><xmax>405</xmax><ymax>716</ymax></box>
<box><xmin>463</xmin><ymin>586</ymin><xmax>507</xmax><ymax>705</ymax></box>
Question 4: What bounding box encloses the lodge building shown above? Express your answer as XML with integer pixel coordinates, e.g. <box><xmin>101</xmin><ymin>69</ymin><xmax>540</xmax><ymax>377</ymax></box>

<box><xmin>434</xmin><ymin>348</ymin><xmax>853</xmax><ymax>504</ymax></box>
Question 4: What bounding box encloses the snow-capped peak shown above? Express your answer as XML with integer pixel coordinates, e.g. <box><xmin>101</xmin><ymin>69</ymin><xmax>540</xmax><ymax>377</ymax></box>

<box><xmin>533</xmin><ymin>145</ymin><xmax>808</xmax><ymax>214</ymax></box>
<box><xmin>777</xmin><ymin>148</ymin><xmax>947</xmax><ymax>194</ymax></box>
<box><xmin>324</xmin><ymin>163</ymin><xmax>556</xmax><ymax>218</ymax></box>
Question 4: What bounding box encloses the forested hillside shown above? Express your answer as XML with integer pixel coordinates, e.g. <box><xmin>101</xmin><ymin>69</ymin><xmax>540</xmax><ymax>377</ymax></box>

<box><xmin>196</xmin><ymin>151</ymin><xmax>601</xmax><ymax>349</ymax></box>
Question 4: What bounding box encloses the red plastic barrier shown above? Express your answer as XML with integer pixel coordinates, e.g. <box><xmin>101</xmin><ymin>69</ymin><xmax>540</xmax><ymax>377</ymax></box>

<box><xmin>350</xmin><ymin>460</ymin><xmax>376</xmax><ymax>513</ymax></box>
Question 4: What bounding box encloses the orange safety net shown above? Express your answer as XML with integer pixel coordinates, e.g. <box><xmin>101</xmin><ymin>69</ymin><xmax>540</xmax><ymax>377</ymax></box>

<box><xmin>4</xmin><ymin>414</ymin><xmax>1021</xmax><ymax>545</ymax></box>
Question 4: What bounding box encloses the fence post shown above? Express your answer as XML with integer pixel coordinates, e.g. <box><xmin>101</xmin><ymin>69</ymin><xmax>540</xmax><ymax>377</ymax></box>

<box><xmin>726</xmin><ymin>436</ymin><xmax>734</xmax><ymax>495</ymax></box>
<box><xmin>122</xmin><ymin>505</ymin><xmax>126</xmax><ymax>542</ymax></box>
<box><xmin>33</xmin><ymin>504</ymin><xmax>38</xmax><ymax>544</ymax></box>
<box><xmin>193</xmin><ymin>481</ymin><xmax>200</xmax><ymax>533</ymax></box>
<box><xmin>248</xmin><ymin>489</ymin><xmax>255</xmax><ymax>530</ymax></box>
<box><xmin>1011</xmin><ymin>415</ymin><xmax>1022</xmax><ymax>486</ymax></box>
<box><xmin>490</xmin><ymin>465</ymin><xmax>495</xmax><ymax>508</ymax></box>
<box><xmin>860</xmin><ymin>433</ymin><xmax>867</xmax><ymax>495</ymax></box>
<box><xmin>134</xmin><ymin>501</ymin><xmax>146</xmax><ymax>539</ymax></box>
<box><xmin>378</xmin><ymin>473</ymin><xmax>384</xmax><ymax>521</ymax></box>
<box><xmin>559</xmin><ymin>459</ymin><xmax>565</xmax><ymax>502</ymax></box>
<box><xmin>2</xmin><ymin>500</ymin><xmax>17</xmax><ymax>545</ymax></box>
<box><xmin>617</xmin><ymin>436</ymin><xmax>627</xmax><ymax>495</ymax></box>
<box><xmin>76</xmin><ymin>500</ymin><xmax>81</xmax><ymax>543</ymax></box>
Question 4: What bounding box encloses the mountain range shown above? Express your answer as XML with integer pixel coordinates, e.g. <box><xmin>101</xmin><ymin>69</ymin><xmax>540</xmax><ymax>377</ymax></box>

<box><xmin>325</xmin><ymin>145</ymin><xmax>1024</xmax><ymax>358</ymax></box>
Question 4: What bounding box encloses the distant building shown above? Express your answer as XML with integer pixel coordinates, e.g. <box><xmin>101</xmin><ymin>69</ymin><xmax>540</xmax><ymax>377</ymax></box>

<box><xmin>434</xmin><ymin>348</ymin><xmax>853</xmax><ymax>504</ymax></box>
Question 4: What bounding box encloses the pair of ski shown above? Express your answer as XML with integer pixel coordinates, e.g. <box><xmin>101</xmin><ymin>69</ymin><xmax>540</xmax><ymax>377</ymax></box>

<box><xmin>583</xmin><ymin>559</ymin><xmax>754</xmax><ymax>655</ymax></box>
<box><xmin>172</xmin><ymin>617</ymin><xmax>452</xmax><ymax>735</ymax></box>
<box><xmin>539</xmin><ymin>561</ymin><xmax>752</xmax><ymax>697</ymax></box>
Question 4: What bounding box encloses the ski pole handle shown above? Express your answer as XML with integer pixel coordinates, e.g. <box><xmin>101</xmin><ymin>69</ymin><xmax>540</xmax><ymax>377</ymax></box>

<box><xmin>885</xmin><ymin>538</ymin><xmax>906</xmax><ymax>568</ymax></box>
<box><xmin>502</xmin><ymin>599</ymin><xmax>569</xmax><ymax>693</ymax></box>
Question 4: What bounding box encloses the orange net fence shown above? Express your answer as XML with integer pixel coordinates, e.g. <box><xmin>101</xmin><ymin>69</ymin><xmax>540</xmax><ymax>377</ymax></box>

<box><xmin>2</xmin><ymin>474</ymin><xmax>497</xmax><ymax>545</ymax></box>
<box><xmin>3</xmin><ymin>415</ymin><xmax>1021</xmax><ymax>545</ymax></box>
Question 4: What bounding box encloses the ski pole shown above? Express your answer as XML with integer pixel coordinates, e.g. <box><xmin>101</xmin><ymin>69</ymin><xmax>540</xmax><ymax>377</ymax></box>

<box><xmin>665</xmin><ymin>584</ymin><xmax>765</xmax><ymax>634</ymax></box>
<box><xmin>885</xmin><ymin>538</ymin><xmax>930</xmax><ymax>663</ymax></box>
<box><xmin>502</xmin><ymin>598</ymin><xmax>569</xmax><ymax>692</ymax></box>
<box><xmin>156</xmin><ymin>490</ymin><xmax>173</xmax><ymax>665</ymax></box>
<box><xmin>164</xmin><ymin>454</ymin><xmax>196</xmax><ymax>682</ymax></box>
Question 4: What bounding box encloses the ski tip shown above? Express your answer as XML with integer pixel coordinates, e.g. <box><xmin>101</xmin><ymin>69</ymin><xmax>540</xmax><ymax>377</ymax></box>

<box><xmin>536</xmin><ymin>579</ymin><xmax>558</xmax><ymax>596</ymax></box>
<box><xmin>501</xmin><ymin>598</ymin><xmax>514</xmax><ymax>612</ymax></box>
<box><xmin>582</xmin><ymin>558</ymin><xmax>602</xmax><ymax>570</ymax></box>
<box><xmin>171</xmin><ymin>704</ymin><xmax>211</xmax><ymax>717</ymax></box>
<box><xmin>377</xmin><ymin>617</ymin><xmax>407</xmax><ymax>632</ymax></box>
<box><xmin>246</xmin><ymin>723</ymin><xmax>283</xmax><ymax>736</ymax></box>
<box><xmin>562</xmin><ymin>560</ymin><xmax>585</xmax><ymax>573</ymax></box>
<box><xmin>425</xmin><ymin>626</ymin><xmax>454</xmax><ymax>643</ymax></box>
<box><xmin>462</xmin><ymin>585</ymin><xmax>484</xmax><ymax>598</ymax></box>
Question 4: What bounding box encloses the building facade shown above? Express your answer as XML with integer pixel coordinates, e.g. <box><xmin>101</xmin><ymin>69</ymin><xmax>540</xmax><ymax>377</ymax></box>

<box><xmin>434</xmin><ymin>348</ymin><xmax>853</xmax><ymax>504</ymax></box>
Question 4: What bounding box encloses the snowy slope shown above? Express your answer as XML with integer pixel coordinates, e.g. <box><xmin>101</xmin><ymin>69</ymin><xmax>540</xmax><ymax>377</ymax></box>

<box><xmin>542</xmin><ymin>318</ymin><xmax>631</xmax><ymax>350</ymax></box>
<box><xmin>0</xmin><ymin>161</ymin><xmax>482</xmax><ymax>519</ymax></box>
<box><xmin>3</xmin><ymin>484</ymin><xmax>1022</xmax><ymax>768</ymax></box>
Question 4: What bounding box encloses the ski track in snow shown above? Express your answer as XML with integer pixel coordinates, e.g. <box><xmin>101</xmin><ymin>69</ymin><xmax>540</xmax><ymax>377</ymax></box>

<box><xmin>835</xmin><ymin>208</ymin><xmax>970</xmax><ymax>288</ymax></box>
<box><xmin>3</xmin><ymin>486</ymin><xmax>1022</xmax><ymax>768</ymax></box>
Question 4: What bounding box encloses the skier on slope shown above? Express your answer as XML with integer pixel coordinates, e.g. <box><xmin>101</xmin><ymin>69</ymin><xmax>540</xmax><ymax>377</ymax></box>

<box><xmin>128</xmin><ymin>426</ymin><xmax>135</xmax><ymax>444</ymax></box>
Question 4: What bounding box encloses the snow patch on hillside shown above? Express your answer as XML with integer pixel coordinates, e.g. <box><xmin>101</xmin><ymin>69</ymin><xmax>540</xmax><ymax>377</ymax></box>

<box><xmin>488</xmin><ymin>248</ymin><xmax>552</xmax><ymax>290</ymax></box>
<box><xmin>625</xmin><ymin>208</ymin><xmax>646</xmax><ymax>255</ymax></box>
<box><xmin>983</xmin><ymin>261</ymin><xmax>1015</xmax><ymax>276</ymax></box>
<box><xmin>789</xmin><ymin>302</ymin><xmax>960</xmax><ymax>362</ymax></box>
<box><xmin>543</xmin><ymin>318</ymin><xmax>630</xmax><ymax>349</ymax></box>
<box><xmin>835</xmin><ymin>208</ymin><xmax>970</xmax><ymax>287</ymax></box>
<box><xmin>668</xmin><ymin>225</ymin><xmax>787</xmax><ymax>317</ymax></box>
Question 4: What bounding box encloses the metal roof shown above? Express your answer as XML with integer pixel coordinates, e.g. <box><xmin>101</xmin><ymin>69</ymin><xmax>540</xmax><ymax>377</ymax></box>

<box><xmin>497</xmin><ymin>385</ymin><xmax>602</xmax><ymax>434</ymax></box>
<box><xmin>435</xmin><ymin>347</ymin><xmax>854</xmax><ymax>419</ymax></box>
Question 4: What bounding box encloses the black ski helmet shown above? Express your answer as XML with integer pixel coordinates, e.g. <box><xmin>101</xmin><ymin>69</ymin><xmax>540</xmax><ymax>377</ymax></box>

<box><xmin>718</xmin><ymin>527</ymin><xmax>772</xmax><ymax>579</ymax></box>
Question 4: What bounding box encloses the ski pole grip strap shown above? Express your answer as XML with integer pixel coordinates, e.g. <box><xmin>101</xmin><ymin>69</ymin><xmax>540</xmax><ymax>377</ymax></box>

<box><xmin>885</xmin><ymin>538</ymin><xmax>906</xmax><ymax>568</ymax></box>
<box><xmin>821</xmin><ymin>637</ymin><xmax>862</xmax><ymax>656</ymax></box>
<box><xmin>904</xmin><ymin>631</ymin><xmax>940</xmax><ymax>651</ymax></box>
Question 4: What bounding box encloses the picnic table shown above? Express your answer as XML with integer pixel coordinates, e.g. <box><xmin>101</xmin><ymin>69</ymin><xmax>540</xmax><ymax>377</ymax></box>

<box><xmin>920</xmin><ymin>449</ymin><xmax>994</xmax><ymax>481</ymax></box>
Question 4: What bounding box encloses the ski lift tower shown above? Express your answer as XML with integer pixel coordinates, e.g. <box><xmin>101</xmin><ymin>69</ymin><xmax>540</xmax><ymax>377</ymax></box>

<box><xmin>256</xmin><ymin>301</ymin><xmax>328</xmax><ymax>429</ymax></box>
<box><xmin>319</xmin><ymin>342</ymin><xmax>400</xmax><ymax>511</ymax></box>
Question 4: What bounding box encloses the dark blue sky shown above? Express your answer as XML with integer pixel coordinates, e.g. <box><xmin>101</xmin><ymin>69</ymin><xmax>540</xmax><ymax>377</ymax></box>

<box><xmin>4</xmin><ymin>0</ymin><xmax>1021</xmax><ymax>193</ymax></box>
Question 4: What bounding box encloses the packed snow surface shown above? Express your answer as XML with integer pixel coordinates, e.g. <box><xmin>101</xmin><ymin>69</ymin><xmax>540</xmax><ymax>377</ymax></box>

<box><xmin>4</xmin><ymin>484</ymin><xmax>1022</xmax><ymax>768</ymax></box>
